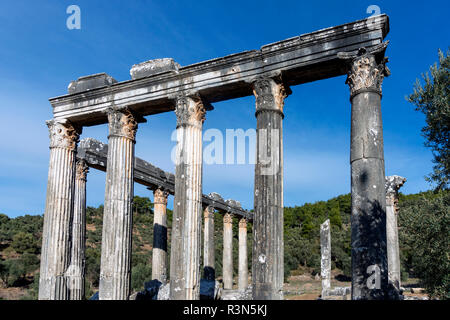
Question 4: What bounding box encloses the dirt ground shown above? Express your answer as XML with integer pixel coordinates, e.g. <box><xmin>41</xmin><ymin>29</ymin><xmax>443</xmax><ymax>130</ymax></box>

<box><xmin>284</xmin><ymin>272</ymin><xmax>429</xmax><ymax>300</ymax></box>
<box><xmin>0</xmin><ymin>287</ymin><xmax>28</xmax><ymax>300</ymax></box>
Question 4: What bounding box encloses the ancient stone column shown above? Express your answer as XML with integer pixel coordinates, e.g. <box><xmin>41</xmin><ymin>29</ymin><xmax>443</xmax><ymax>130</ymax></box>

<box><xmin>238</xmin><ymin>218</ymin><xmax>248</xmax><ymax>291</ymax></box>
<box><xmin>39</xmin><ymin>119</ymin><xmax>81</xmax><ymax>300</ymax></box>
<box><xmin>203</xmin><ymin>206</ymin><xmax>215</xmax><ymax>280</ymax></box>
<box><xmin>66</xmin><ymin>159</ymin><xmax>89</xmax><ymax>300</ymax></box>
<box><xmin>169</xmin><ymin>94</ymin><xmax>206</xmax><ymax>300</ymax></box>
<box><xmin>223</xmin><ymin>213</ymin><xmax>233</xmax><ymax>290</ymax></box>
<box><xmin>252</xmin><ymin>76</ymin><xmax>288</xmax><ymax>300</ymax></box>
<box><xmin>385</xmin><ymin>175</ymin><xmax>406</xmax><ymax>292</ymax></box>
<box><xmin>338</xmin><ymin>42</ymin><xmax>395</xmax><ymax>300</ymax></box>
<box><xmin>152</xmin><ymin>188</ymin><xmax>169</xmax><ymax>283</ymax></box>
<box><xmin>99</xmin><ymin>107</ymin><xmax>138</xmax><ymax>300</ymax></box>
<box><xmin>320</xmin><ymin>219</ymin><xmax>331</xmax><ymax>298</ymax></box>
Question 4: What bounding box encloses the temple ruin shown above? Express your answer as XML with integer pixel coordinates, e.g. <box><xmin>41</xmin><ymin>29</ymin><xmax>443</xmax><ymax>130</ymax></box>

<box><xmin>39</xmin><ymin>14</ymin><xmax>397</xmax><ymax>300</ymax></box>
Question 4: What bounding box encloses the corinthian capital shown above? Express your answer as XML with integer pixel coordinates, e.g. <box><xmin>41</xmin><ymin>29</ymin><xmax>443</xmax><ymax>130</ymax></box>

<box><xmin>107</xmin><ymin>107</ymin><xmax>138</xmax><ymax>141</ymax></box>
<box><xmin>75</xmin><ymin>159</ymin><xmax>89</xmax><ymax>181</ymax></box>
<box><xmin>204</xmin><ymin>206</ymin><xmax>215</xmax><ymax>219</ymax></box>
<box><xmin>385</xmin><ymin>175</ymin><xmax>406</xmax><ymax>208</ymax></box>
<box><xmin>46</xmin><ymin>119</ymin><xmax>81</xmax><ymax>151</ymax></box>
<box><xmin>253</xmin><ymin>77</ymin><xmax>288</xmax><ymax>114</ymax></box>
<box><xmin>338</xmin><ymin>42</ymin><xmax>390</xmax><ymax>98</ymax></box>
<box><xmin>223</xmin><ymin>213</ymin><xmax>233</xmax><ymax>225</ymax></box>
<box><xmin>238</xmin><ymin>218</ymin><xmax>247</xmax><ymax>229</ymax></box>
<box><xmin>153</xmin><ymin>188</ymin><xmax>169</xmax><ymax>205</ymax></box>
<box><xmin>174</xmin><ymin>94</ymin><xmax>206</xmax><ymax>127</ymax></box>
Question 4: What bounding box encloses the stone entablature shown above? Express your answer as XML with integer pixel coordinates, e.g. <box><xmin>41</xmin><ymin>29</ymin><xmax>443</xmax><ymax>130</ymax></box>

<box><xmin>49</xmin><ymin>15</ymin><xmax>389</xmax><ymax>126</ymax></box>
<box><xmin>77</xmin><ymin>138</ymin><xmax>251</xmax><ymax>220</ymax></box>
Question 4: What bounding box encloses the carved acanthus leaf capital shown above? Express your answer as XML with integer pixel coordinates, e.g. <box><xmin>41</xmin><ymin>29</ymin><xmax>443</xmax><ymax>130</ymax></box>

<box><xmin>253</xmin><ymin>77</ymin><xmax>288</xmax><ymax>113</ymax></box>
<box><xmin>153</xmin><ymin>188</ymin><xmax>169</xmax><ymax>205</ymax></box>
<box><xmin>239</xmin><ymin>218</ymin><xmax>247</xmax><ymax>229</ymax></box>
<box><xmin>46</xmin><ymin>119</ymin><xmax>81</xmax><ymax>151</ymax></box>
<box><xmin>385</xmin><ymin>175</ymin><xmax>406</xmax><ymax>209</ymax></box>
<box><xmin>204</xmin><ymin>206</ymin><xmax>215</xmax><ymax>219</ymax></box>
<box><xmin>107</xmin><ymin>107</ymin><xmax>138</xmax><ymax>141</ymax></box>
<box><xmin>223</xmin><ymin>213</ymin><xmax>233</xmax><ymax>225</ymax></box>
<box><xmin>174</xmin><ymin>94</ymin><xmax>206</xmax><ymax>127</ymax></box>
<box><xmin>75</xmin><ymin>159</ymin><xmax>89</xmax><ymax>181</ymax></box>
<box><xmin>338</xmin><ymin>42</ymin><xmax>390</xmax><ymax>97</ymax></box>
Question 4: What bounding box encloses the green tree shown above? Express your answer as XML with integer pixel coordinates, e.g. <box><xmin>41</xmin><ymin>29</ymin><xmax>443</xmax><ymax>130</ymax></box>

<box><xmin>399</xmin><ymin>190</ymin><xmax>450</xmax><ymax>299</ymax></box>
<box><xmin>11</xmin><ymin>232</ymin><xmax>38</xmax><ymax>254</ymax></box>
<box><xmin>131</xmin><ymin>263</ymin><xmax>152</xmax><ymax>292</ymax></box>
<box><xmin>407</xmin><ymin>49</ymin><xmax>450</xmax><ymax>190</ymax></box>
<box><xmin>0</xmin><ymin>260</ymin><xmax>8</xmax><ymax>287</ymax></box>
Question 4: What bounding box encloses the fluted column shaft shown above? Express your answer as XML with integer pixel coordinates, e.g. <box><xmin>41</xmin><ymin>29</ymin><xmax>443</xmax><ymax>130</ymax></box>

<box><xmin>203</xmin><ymin>206</ymin><xmax>215</xmax><ymax>280</ymax></box>
<box><xmin>223</xmin><ymin>213</ymin><xmax>233</xmax><ymax>290</ymax></box>
<box><xmin>99</xmin><ymin>108</ymin><xmax>138</xmax><ymax>300</ymax></box>
<box><xmin>320</xmin><ymin>219</ymin><xmax>331</xmax><ymax>297</ymax></box>
<box><xmin>170</xmin><ymin>94</ymin><xmax>206</xmax><ymax>300</ymax></box>
<box><xmin>252</xmin><ymin>76</ymin><xmax>287</xmax><ymax>300</ymax></box>
<box><xmin>152</xmin><ymin>188</ymin><xmax>169</xmax><ymax>283</ymax></box>
<box><xmin>339</xmin><ymin>43</ymin><xmax>394</xmax><ymax>300</ymax></box>
<box><xmin>385</xmin><ymin>175</ymin><xmax>406</xmax><ymax>292</ymax></box>
<box><xmin>238</xmin><ymin>218</ymin><xmax>248</xmax><ymax>291</ymax></box>
<box><xmin>67</xmin><ymin>160</ymin><xmax>89</xmax><ymax>300</ymax></box>
<box><xmin>39</xmin><ymin>119</ymin><xmax>80</xmax><ymax>300</ymax></box>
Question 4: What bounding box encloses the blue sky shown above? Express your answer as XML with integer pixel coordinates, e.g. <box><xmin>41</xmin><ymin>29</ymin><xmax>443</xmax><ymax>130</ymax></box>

<box><xmin>0</xmin><ymin>0</ymin><xmax>448</xmax><ymax>217</ymax></box>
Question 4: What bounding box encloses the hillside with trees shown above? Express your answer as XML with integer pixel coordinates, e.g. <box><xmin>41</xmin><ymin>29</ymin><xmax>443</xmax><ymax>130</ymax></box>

<box><xmin>1</xmin><ymin>190</ymin><xmax>448</xmax><ymax>300</ymax></box>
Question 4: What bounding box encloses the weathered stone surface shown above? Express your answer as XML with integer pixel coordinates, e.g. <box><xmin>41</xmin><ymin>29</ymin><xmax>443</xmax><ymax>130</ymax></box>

<box><xmin>66</xmin><ymin>159</ymin><xmax>89</xmax><ymax>300</ymax></box>
<box><xmin>99</xmin><ymin>109</ymin><xmax>138</xmax><ymax>300</ymax></box>
<box><xmin>403</xmin><ymin>295</ymin><xmax>428</xmax><ymax>300</ymax></box>
<box><xmin>208</xmin><ymin>192</ymin><xmax>224</xmax><ymax>202</ymax></box>
<box><xmin>252</xmin><ymin>77</ymin><xmax>286</xmax><ymax>300</ymax></box>
<box><xmin>203</xmin><ymin>206</ymin><xmax>215</xmax><ymax>281</ymax></box>
<box><xmin>221</xmin><ymin>286</ymin><xmax>252</xmax><ymax>300</ymax></box>
<box><xmin>130</xmin><ymin>58</ymin><xmax>180</xmax><ymax>80</ymax></box>
<box><xmin>339</xmin><ymin>42</ymin><xmax>396</xmax><ymax>300</ymax></box>
<box><xmin>157</xmin><ymin>282</ymin><xmax>171</xmax><ymax>300</ymax></box>
<box><xmin>223</xmin><ymin>213</ymin><xmax>233</xmax><ymax>290</ymax></box>
<box><xmin>226</xmin><ymin>199</ymin><xmax>241</xmax><ymax>208</ymax></box>
<box><xmin>152</xmin><ymin>188</ymin><xmax>169</xmax><ymax>283</ymax></box>
<box><xmin>328</xmin><ymin>286</ymin><xmax>351</xmax><ymax>296</ymax></box>
<box><xmin>50</xmin><ymin>15</ymin><xmax>389</xmax><ymax>125</ymax></box>
<box><xmin>385</xmin><ymin>175</ymin><xmax>406</xmax><ymax>292</ymax></box>
<box><xmin>170</xmin><ymin>95</ymin><xmax>205</xmax><ymax>300</ymax></box>
<box><xmin>320</xmin><ymin>219</ymin><xmax>331</xmax><ymax>298</ymax></box>
<box><xmin>39</xmin><ymin>119</ymin><xmax>80</xmax><ymax>300</ymax></box>
<box><xmin>238</xmin><ymin>218</ymin><xmax>248</xmax><ymax>291</ymax></box>
<box><xmin>68</xmin><ymin>73</ymin><xmax>117</xmax><ymax>94</ymax></box>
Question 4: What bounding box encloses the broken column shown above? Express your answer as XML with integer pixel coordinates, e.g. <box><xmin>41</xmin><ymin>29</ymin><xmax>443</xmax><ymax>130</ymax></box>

<box><xmin>320</xmin><ymin>219</ymin><xmax>331</xmax><ymax>298</ymax></box>
<box><xmin>99</xmin><ymin>107</ymin><xmax>138</xmax><ymax>300</ymax></box>
<box><xmin>223</xmin><ymin>213</ymin><xmax>233</xmax><ymax>290</ymax></box>
<box><xmin>39</xmin><ymin>119</ymin><xmax>81</xmax><ymax>300</ymax></box>
<box><xmin>67</xmin><ymin>159</ymin><xmax>89</xmax><ymax>300</ymax></box>
<box><xmin>152</xmin><ymin>188</ymin><xmax>169</xmax><ymax>283</ymax></box>
<box><xmin>338</xmin><ymin>42</ymin><xmax>394</xmax><ymax>300</ymax></box>
<box><xmin>385</xmin><ymin>175</ymin><xmax>406</xmax><ymax>291</ymax></box>
<box><xmin>252</xmin><ymin>76</ymin><xmax>288</xmax><ymax>300</ymax></box>
<box><xmin>238</xmin><ymin>218</ymin><xmax>248</xmax><ymax>291</ymax></box>
<box><xmin>169</xmin><ymin>94</ymin><xmax>206</xmax><ymax>300</ymax></box>
<box><xmin>203</xmin><ymin>206</ymin><xmax>215</xmax><ymax>281</ymax></box>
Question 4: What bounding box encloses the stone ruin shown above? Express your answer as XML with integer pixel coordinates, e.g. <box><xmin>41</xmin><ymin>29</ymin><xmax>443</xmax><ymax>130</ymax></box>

<box><xmin>39</xmin><ymin>14</ymin><xmax>403</xmax><ymax>300</ymax></box>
